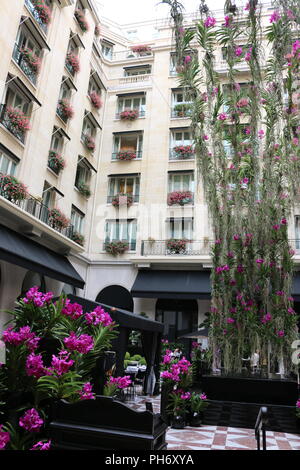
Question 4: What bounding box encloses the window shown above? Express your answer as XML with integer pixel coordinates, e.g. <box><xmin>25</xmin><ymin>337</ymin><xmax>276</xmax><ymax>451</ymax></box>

<box><xmin>168</xmin><ymin>172</ymin><xmax>194</xmax><ymax>193</ymax></box>
<box><xmin>13</xmin><ymin>26</ymin><xmax>42</xmax><ymax>84</ymax></box>
<box><xmin>171</xmin><ymin>129</ymin><xmax>193</xmax><ymax>146</ymax></box>
<box><xmin>117</xmin><ymin>95</ymin><xmax>146</xmax><ymax>117</ymax></box>
<box><xmin>167</xmin><ymin>218</ymin><xmax>193</xmax><ymax>239</ymax></box>
<box><xmin>108</xmin><ymin>175</ymin><xmax>140</xmax><ymax>202</ymax></box>
<box><xmin>101</xmin><ymin>41</ymin><xmax>113</xmax><ymax>60</ymax></box>
<box><xmin>124</xmin><ymin>66</ymin><xmax>151</xmax><ymax>76</ymax></box>
<box><xmin>75</xmin><ymin>158</ymin><xmax>91</xmax><ymax>189</ymax></box>
<box><xmin>105</xmin><ymin>219</ymin><xmax>137</xmax><ymax>250</ymax></box>
<box><xmin>42</xmin><ymin>182</ymin><xmax>55</xmax><ymax>209</ymax></box>
<box><xmin>59</xmin><ymin>81</ymin><xmax>72</xmax><ymax>101</ymax></box>
<box><xmin>113</xmin><ymin>133</ymin><xmax>143</xmax><ymax>159</ymax></box>
<box><xmin>81</xmin><ymin>115</ymin><xmax>96</xmax><ymax>151</ymax></box>
<box><xmin>170</xmin><ymin>51</ymin><xmax>197</xmax><ymax>75</ymax></box>
<box><xmin>25</xmin><ymin>0</ymin><xmax>52</xmax><ymax>33</ymax></box>
<box><xmin>171</xmin><ymin>90</ymin><xmax>192</xmax><ymax>117</ymax></box>
<box><xmin>71</xmin><ymin>206</ymin><xmax>85</xmax><ymax>234</ymax></box>
<box><xmin>5</xmin><ymin>87</ymin><xmax>30</xmax><ymax>115</ymax></box>
<box><xmin>1</xmin><ymin>86</ymin><xmax>31</xmax><ymax>142</ymax></box>
<box><xmin>50</xmin><ymin>128</ymin><xmax>64</xmax><ymax>153</ymax></box>
<box><xmin>0</xmin><ymin>149</ymin><xmax>18</xmax><ymax>176</ymax></box>
<box><xmin>222</xmin><ymin>82</ymin><xmax>250</xmax><ymax>112</ymax></box>
<box><xmin>88</xmin><ymin>74</ymin><xmax>101</xmax><ymax>96</ymax></box>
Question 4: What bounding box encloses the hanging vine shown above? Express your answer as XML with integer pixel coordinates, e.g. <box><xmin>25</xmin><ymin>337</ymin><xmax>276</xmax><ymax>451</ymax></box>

<box><xmin>163</xmin><ymin>0</ymin><xmax>300</xmax><ymax>373</ymax></box>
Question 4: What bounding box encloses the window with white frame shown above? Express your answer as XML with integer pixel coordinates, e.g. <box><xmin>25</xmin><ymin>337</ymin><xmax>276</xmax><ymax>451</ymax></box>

<box><xmin>5</xmin><ymin>87</ymin><xmax>30</xmax><ymax>114</ymax></box>
<box><xmin>171</xmin><ymin>129</ymin><xmax>193</xmax><ymax>147</ymax></box>
<box><xmin>88</xmin><ymin>74</ymin><xmax>101</xmax><ymax>96</ymax></box>
<box><xmin>105</xmin><ymin>219</ymin><xmax>137</xmax><ymax>250</ymax></box>
<box><xmin>108</xmin><ymin>175</ymin><xmax>140</xmax><ymax>202</ymax></box>
<box><xmin>171</xmin><ymin>89</ymin><xmax>192</xmax><ymax>117</ymax></box>
<box><xmin>124</xmin><ymin>66</ymin><xmax>151</xmax><ymax>76</ymax></box>
<box><xmin>81</xmin><ymin>117</ymin><xmax>95</xmax><ymax>139</ymax></box>
<box><xmin>42</xmin><ymin>182</ymin><xmax>55</xmax><ymax>209</ymax></box>
<box><xmin>68</xmin><ymin>37</ymin><xmax>79</xmax><ymax>55</ymax></box>
<box><xmin>75</xmin><ymin>158</ymin><xmax>91</xmax><ymax>188</ymax></box>
<box><xmin>50</xmin><ymin>128</ymin><xmax>64</xmax><ymax>153</ymax></box>
<box><xmin>71</xmin><ymin>206</ymin><xmax>85</xmax><ymax>234</ymax></box>
<box><xmin>167</xmin><ymin>218</ymin><xmax>193</xmax><ymax>239</ymax></box>
<box><xmin>15</xmin><ymin>26</ymin><xmax>42</xmax><ymax>57</ymax></box>
<box><xmin>117</xmin><ymin>95</ymin><xmax>146</xmax><ymax>117</ymax></box>
<box><xmin>113</xmin><ymin>133</ymin><xmax>143</xmax><ymax>159</ymax></box>
<box><xmin>101</xmin><ymin>41</ymin><xmax>113</xmax><ymax>60</ymax></box>
<box><xmin>59</xmin><ymin>80</ymin><xmax>72</xmax><ymax>101</ymax></box>
<box><xmin>168</xmin><ymin>172</ymin><xmax>194</xmax><ymax>193</ymax></box>
<box><xmin>0</xmin><ymin>149</ymin><xmax>18</xmax><ymax>176</ymax></box>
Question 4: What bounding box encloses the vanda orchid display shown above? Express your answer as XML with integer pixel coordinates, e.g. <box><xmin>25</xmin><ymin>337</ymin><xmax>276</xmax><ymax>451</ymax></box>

<box><xmin>0</xmin><ymin>288</ymin><xmax>118</xmax><ymax>450</ymax></box>
<box><xmin>164</xmin><ymin>0</ymin><xmax>300</xmax><ymax>374</ymax></box>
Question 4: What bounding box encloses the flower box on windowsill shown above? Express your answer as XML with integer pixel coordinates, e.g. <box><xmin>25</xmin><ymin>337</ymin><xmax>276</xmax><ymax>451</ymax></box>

<box><xmin>0</xmin><ymin>173</ymin><xmax>28</xmax><ymax>202</ymax></box>
<box><xmin>173</xmin><ymin>145</ymin><xmax>195</xmax><ymax>159</ymax></box>
<box><xmin>115</xmin><ymin>151</ymin><xmax>137</xmax><ymax>161</ymax></box>
<box><xmin>166</xmin><ymin>238</ymin><xmax>189</xmax><ymax>254</ymax></box>
<box><xmin>0</xmin><ymin>105</ymin><xmax>31</xmax><ymax>143</ymax></box>
<box><xmin>105</xmin><ymin>241</ymin><xmax>129</xmax><ymax>256</ymax></box>
<box><xmin>76</xmin><ymin>181</ymin><xmax>91</xmax><ymax>198</ymax></box>
<box><xmin>57</xmin><ymin>99</ymin><xmax>74</xmax><ymax>122</ymax></box>
<box><xmin>65</xmin><ymin>53</ymin><xmax>80</xmax><ymax>75</ymax></box>
<box><xmin>74</xmin><ymin>9</ymin><xmax>89</xmax><ymax>32</ymax></box>
<box><xmin>48</xmin><ymin>208</ymin><xmax>70</xmax><ymax>231</ymax></box>
<box><xmin>71</xmin><ymin>231</ymin><xmax>85</xmax><ymax>246</ymax></box>
<box><xmin>167</xmin><ymin>191</ymin><xmax>193</xmax><ymax>206</ymax></box>
<box><xmin>111</xmin><ymin>194</ymin><xmax>133</xmax><ymax>207</ymax></box>
<box><xmin>131</xmin><ymin>45</ymin><xmax>152</xmax><ymax>56</ymax></box>
<box><xmin>119</xmin><ymin>109</ymin><xmax>139</xmax><ymax>121</ymax></box>
<box><xmin>89</xmin><ymin>91</ymin><xmax>102</xmax><ymax>110</ymax></box>
<box><xmin>172</xmin><ymin>103</ymin><xmax>192</xmax><ymax>118</ymax></box>
<box><xmin>83</xmin><ymin>135</ymin><xmax>96</xmax><ymax>152</ymax></box>
<box><xmin>48</xmin><ymin>150</ymin><xmax>65</xmax><ymax>175</ymax></box>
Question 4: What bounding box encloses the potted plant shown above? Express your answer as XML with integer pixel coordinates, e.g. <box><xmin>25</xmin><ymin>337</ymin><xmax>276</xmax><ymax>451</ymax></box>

<box><xmin>173</xmin><ymin>103</ymin><xmax>191</xmax><ymax>118</ymax></box>
<box><xmin>20</xmin><ymin>48</ymin><xmax>41</xmax><ymax>74</ymax></box>
<box><xmin>131</xmin><ymin>45</ymin><xmax>152</xmax><ymax>55</ymax></box>
<box><xmin>48</xmin><ymin>208</ymin><xmax>70</xmax><ymax>230</ymax></box>
<box><xmin>0</xmin><ymin>174</ymin><xmax>28</xmax><ymax>202</ymax></box>
<box><xmin>66</xmin><ymin>52</ymin><xmax>80</xmax><ymax>74</ymax></box>
<box><xmin>166</xmin><ymin>239</ymin><xmax>188</xmax><ymax>254</ymax></box>
<box><xmin>94</xmin><ymin>24</ymin><xmax>100</xmax><ymax>37</ymax></box>
<box><xmin>188</xmin><ymin>392</ymin><xmax>209</xmax><ymax>427</ymax></box>
<box><xmin>173</xmin><ymin>145</ymin><xmax>195</xmax><ymax>159</ymax></box>
<box><xmin>119</xmin><ymin>109</ymin><xmax>139</xmax><ymax>121</ymax></box>
<box><xmin>111</xmin><ymin>194</ymin><xmax>133</xmax><ymax>207</ymax></box>
<box><xmin>48</xmin><ymin>150</ymin><xmax>65</xmax><ymax>175</ymax></box>
<box><xmin>103</xmin><ymin>375</ymin><xmax>131</xmax><ymax>402</ymax></box>
<box><xmin>5</xmin><ymin>106</ymin><xmax>31</xmax><ymax>133</ymax></box>
<box><xmin>74</xmin><ymin>9</ymin><xmax>89</xmax><ymax>32</ymax></box>
<box><xmin>167</xmin><ymin>191</ymin><xmax>193</xmax><ymax>206</ymax></box>
<box><xmin>167</xmin><ymin>390</ymin><xmax>190</xmax><ymax>429</ymax></box>
<box><xmin>57</xmin><ymin>99</ymin><xmax>74</xmax><ymax>121</ymax></box>
<box><xmin>105</xmin><ymin>241</ymin><xmax>129</xmax><ymax>256</ymax></box>
<box><xmin>89</xmin><ymin>91</ymin><xmax>102</xmax><ymax>109</ymax></box>
<box><xmin>71</xmin><ymin>232</ymin><xmax>85</xmax><ymax>246</ymax></box>
<box><xmin>77</xmin><ymin>181</ymin><xmax>91</xmax><ymax>198</ymax></box>
<box><xmin>116</xmin><ymin>151</ymin><xmax>137</xmax><ymax>161</ymax></box>
<box><xmin>32</xmin><ymin>0</ymin><xmax>51</xmax><ymax>24</ymax></box>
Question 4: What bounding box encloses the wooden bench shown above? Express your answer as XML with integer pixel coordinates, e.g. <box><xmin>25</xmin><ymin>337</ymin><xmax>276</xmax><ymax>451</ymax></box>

<box><xmin>49</xmin><ymin>396</ymin><xmax>168</xmax><ymax>450</ymax></box>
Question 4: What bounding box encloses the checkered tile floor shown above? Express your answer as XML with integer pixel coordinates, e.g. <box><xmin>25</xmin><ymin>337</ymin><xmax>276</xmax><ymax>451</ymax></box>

<box><xmin>125</xmin><ymin>391</ymin><xmax>300</xmax><ymax>451</ymax></box>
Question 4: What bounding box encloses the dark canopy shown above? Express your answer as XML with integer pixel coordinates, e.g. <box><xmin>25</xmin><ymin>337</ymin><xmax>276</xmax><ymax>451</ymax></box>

<box><xmin>0</xmin><ymin>224</ymin><xmax>84</xmax><ymax>288</ymax></box>
<box><xmin>131</xmin><ymin>270</ymin><xmax>211</xmax><ymax>299</ymax></box>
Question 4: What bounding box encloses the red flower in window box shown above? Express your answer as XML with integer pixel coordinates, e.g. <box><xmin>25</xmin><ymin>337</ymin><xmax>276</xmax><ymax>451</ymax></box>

<box><xmin>94</xmin><ymin>24</ymin><xmax>101</xmax><ymax>37</ymax></box>
<box><xmin>119</xmin><ymin>109</ymin><xmax>139</xmax><ymax>121</ymax></box>
<box><xmin>173</xmin><ymin>145</ymin><xmax>195</xmax><ymax>158</ymax></box>
<box><xmin>84</xmin><ymin>135</ymin><xmax>95</xmax><ymax>151</ymax></box>
<box><xmin>131</xmin><ymin>45</ymin><xmax>152</xmax><ymax>54</ymax></box>
<box><xmin>105</xmin><ymin>241</ymin><xmax>129</xmax><ymax>256</ymax></box>
<box><xmin>71</xmin><ymin>231</ymin><xmax>85</xmax><ymax>246</ymax></box>
<box><xmin>116</xmin><ymin>151</ymin><xmax>136</xmax><ymax>161</ymax></box>
<box><xmin>74</xmin><ymin>9</ymin><xmax>89</xmax><ymax>32</ymax></box>
<box><xmin>166</xmin><ymin>239</ymin><xmax>189</xmax><ymax>254</ymax></box>
<box><xmin>6</xmin><ymin>106</ymin><xmax>31</xmax><ymax>131</ymax></box>
<box><xmin>167</xmin><ymin>191</ymin><xmax>193</xmax><ymax>206</ymax></box>
<box><xmin>57</xmin><ymin>99</ymin><xmax>74</xmax><ymax>119</ymax></box>
<box><xmin>20</xmin><ymin>48</ymin><xmax>42</xmax><ymax>74</ymax></box>
<box><xmin>0</xmin><ymin>174</ymin><xmax>28</xmax><ymax>201</ymax></box>
<box><xmin>111</xmin><ymin>193</ymin><xmax>133</xmax><ymax>207</ymax></box>
<box><xmin>89</xmin><ymin>91</ymin><xmax>102</xmax><ymax>109</ymax></box>
<box><xmin>48</xmin><ymin>150</ymin><xmax>66</xmax><ymax>174</ymax></box>
<box><xmin>49</xmin><ymin>208</ymin><xmax>70</xmax><ymax>230</ymax></box>
<box><xmin>32</xmin><ymin>0</ymin><xmax>51</xmax><ymax>24</ymax></box>
<box><xmin>66</xmin><ymin>52</ymin><xmax>80</xmax><ymax>73</ymax></box>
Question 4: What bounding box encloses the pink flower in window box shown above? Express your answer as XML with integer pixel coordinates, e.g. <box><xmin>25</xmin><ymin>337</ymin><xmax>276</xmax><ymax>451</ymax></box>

<box><xmin>74</xmin><ymin>9</ymin><xmax>89</xmax><ymax>32</ymax></box>
<box><xmin>131</xmin><ymin>45</ymin><xmax>152</xmax><ymax>54</ymax></box>
<box><xmin>167</xmin><ymin>191</ymin><xmax>193</xmax><ymax>206</ymax></box>
<box><xmin>66</xmin><ymin>52</ymin><xmax>80</xmax><ymax>73</ymax></box>
<box><xmin>32</xmin><ymin>0</ymin><xmax>51</xmax><ymax>24</ymax></box>
<box><xmin>57</xmin><ymin>99</ymin><xmax>74</xmax><ymax>119</ymax></box>
<box><xmin>112</xmin><ymin>193</ymin><xmax>134</xmax><ymax>207</ymax></box>
<box><xmin>6</xmin><ymin>106</ymin><xmax>31</xmax><ymax>131</ymax></box>
<box><xmin>89</xmin><ymin>91</ymin><xmax>102</xmax><ymax>109</ymax></box>
<box><xmin>119</xmin><ymin>109</ymin><xmax>139</xmax><ymax>120</ymax></box>
<box><xmin>173</xmin><ymin>145</ymin><xmax>195</xmax><ymax>158</ymax></box>
<box><xmin>116</xmin><ymin>151</ymin><xmax>137</xmax><ymax>161</ymax></box>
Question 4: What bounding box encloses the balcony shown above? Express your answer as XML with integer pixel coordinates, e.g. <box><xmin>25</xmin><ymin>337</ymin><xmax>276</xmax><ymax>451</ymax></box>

<box><xmin>25</xmin><ymin>0</ymin><xmax>49</xmax><ymax>34</ymax></box>
<box><xmin>12</xmin><ymin>43</ymin><xmax>38</xmax><ymax>85</ymax></box>
<box><xmin>141</xmin><ymin>240</ymin><xmax>213</xmax><ymax>256</ymax></box>
<box><xmin>0</xmin><ymin>104</ymin><xmax>28</xmax><ymax>143</ymax></box>
<box><xmin>108</xmin><ymin>75</ymin><xmax>152</xmax><ymax>92</ymax></box>
<box><xmin>116</xmin><ymin>108</ymin><xmax>146</xmax><ymax>119</ymax></box>
<box><xmin>112</xmin><ymin>150</ymin><xmax>142</xmax><ymax>161</ymax></box>
<box><xmin>111</xmin><ymin>49</ymin><xmax>154</xmax><ymax>62</ymax></box>
<box><xmin>169</xmin><ymin>146</ymin><xmax>195</xmax><ymax>161</ymax></box>
<box><xmin>0</xmin><ymin>174</ymin><xmax>75</xmax><ymax>241</ymax></box>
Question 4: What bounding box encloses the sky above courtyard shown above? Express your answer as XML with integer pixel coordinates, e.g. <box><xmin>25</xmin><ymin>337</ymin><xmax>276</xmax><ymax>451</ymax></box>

<box><xmin>97</xmin><ymin>0</ymin><xmax>248</xmax><ymax>24</ymax></box>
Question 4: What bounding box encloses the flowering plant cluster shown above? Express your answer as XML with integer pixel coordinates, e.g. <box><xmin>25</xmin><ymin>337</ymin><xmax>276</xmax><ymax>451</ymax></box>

<box><xmin>173</xmin><ymin>145</ymin><xmax>195</xmax><ymax>158</ymax></box>
<box><xmin>105</xmin><ymin>241</ymin><xmax>129</xmax><ymax>256</ymax></box>
<box><xmin>57</xmin><ymin>99</ymin><xmax>74</xmax><ymax>120</ymax></box>
<box><xmin>103</xmin><ymin>375</ymin><xmax>131</xmax><ymax>396</ymax></box>
<box><xmin>161</xmin><ymin>352</ymin><xmax>192</xmax><ymax>388</ymax></box>
<box><xmin>116</xmin><ymin>150</ymin><xmax>137</xmax><ymax>161</ymax></box>
<box><xmin>131</xmin><ymin>45</ymin><xmax>152</xmax><ymax>54</ymax></box>
<box><xmin>111</xmin><ymin>193</ymin><xmax>133</xmax><ymax>207</ymax></box>
<box><xmin>32</xmin><ymin>0</ymin><xmax>51</xmax><ymax>24</ymax></box>
<box><xmin>167</xmin><ymin>191</ymin><xmax>193</xmax><ymax>206</ymax></box>
<box><xmin>71</xmin><ymin>231</ymin><xmax>85</xmax><ymax>246</ymax></box>
<box><xmin>0</xmin><ymin>174</ymin><xmax>28</xmax><ymax>201</ymax></box>
<box><xmin>173</xmin><ymin>103</ymin><xmax>191</xmax><ymax>117</ymax></box>
<box><xmin>77</xmin><ymin>180</ymin><xmax>91</xmax><ymax>198</ymax></box>
<box><xmin>20</xmin><ymin>48</ymin><xmax>41</xmax><ymax>74</ymax></box>
<box><xmin>94</xmin><ymin>24</ymin><xmax>101</xmax><ymax>37</ymax></box>
<box><xmin>66</xmin><ymin>52</ymin><xmax>80</xmax><ymax>74</ymax></box>
<box><xmin>48</xmin><ymin>150</ymin><xmax>65</xmax><ymax>174</ymax></box>
<box><xmin>74</xmin><ymin>9</ymin><xmax>89</xmax><ymax>32</ymax></box>
<box><xmin>119</xmin><ymin>109</ymin><xmax>139</xmax><ymax>121</ymax></box>
<box><xmin>89</xmin><ymin>91</ymin><xmax>102</xmax><ymax>109</ymax></box>
<box><xmin>166</xmin><ymin>238</ymin><xmax>188</xmax><ymax>254</ymax></box>
<box><xmin>5</xmin><ymin>106</ymin><xmax>31</xmax><ymax>132</ymax></box>
<box><xmin>83</xmin><ymin>134</ymin><xmax>96</xmax><ymax>151</ymax></box>
<box><xmin>48</xmin><ymin>207</ymin><xmax>70</xmax><ymax>230</ymax></box>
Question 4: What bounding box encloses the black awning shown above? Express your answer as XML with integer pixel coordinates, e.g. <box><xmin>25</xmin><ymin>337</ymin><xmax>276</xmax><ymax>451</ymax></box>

<box><xmin>131</xmin><ymin>270</ymin><xmax>211</xmax><ymax>299</ymax></box>
<box><xmin>67</xmin><ymin>295</ymin><xmax>163</xmax><ymax>333</ymax></box>
<box><xmin>8</xmin><ymin>74</ymin><xmax>42</xmax><ymax>107</ymax></box>
<box><xmin>0</xmin><ymin>225</ymin><xmax>85</xmax><ymax>288</ymax></box>
<box><xmin>21</xmin><ymin>16</ymin><xmax>50</xmax><ymax>50</ymax></box>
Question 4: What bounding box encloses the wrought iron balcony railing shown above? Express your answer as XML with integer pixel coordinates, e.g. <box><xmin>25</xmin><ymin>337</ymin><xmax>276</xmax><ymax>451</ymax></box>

<box><xmin>141</xmin><ymin>240</ymin><xmax>213</xmax><ymax>256</ymax></box>
<box><xmin>112</xmin><ymin>150</ymin><xmax>143</xmax><ymax>161</ymax></box>
<box><xmin>0</xmin><ymin>104</ymin><xmax>27</xmax><ymax>143</ymax></box>
<box><xmin>115</xmin><ymin>109</ymin><xmax>146</xmax><ymax>119</ymax></box>
<box><xmin>0</xmin><ymin>173</ymin><xmax>75</xmax><ymax>241</ymax></box>
<box><xmin>169</xmin><ymin>148</ymin><xmax>195</xmax><ymax>161</ymax></box>
<box><xmin>25</xmin><ymin>0</ymin><xmax>48</xmax><ymax>34</ymax></box>
<box><xmin>12</xmin><ymin>43</ymin><xmax>38</xmax><ymax>85</ymax></box>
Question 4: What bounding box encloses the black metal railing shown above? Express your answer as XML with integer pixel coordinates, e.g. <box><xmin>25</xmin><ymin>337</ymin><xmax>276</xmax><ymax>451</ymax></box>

<box><xmin>0</xmin><ymin>174</ymin><xmax>75</xmax><ymax>241</ymax></box>
<box><xmin>56</xmin><ymin>104</ymin><xmax>69</xmax><ymax>123</ymax></box>
<box><xmin>115</xmin><ymin>109</ymin><xmax>146</xmax><ymax>119</ymax></box>
<box><xmin>255</xmin><ymin>407</ymin><xmax>268</xmax><ymax>451</ymax></box>
<box><xmin>0</xmin><ymin>104</ymin><xmax>27</xmax><ymax>143</ymax></box>
<box><xmin>112</xmin><ymin>150</ymin><xmax>143</xmax><ymax>160</ymax></box>
<box><xmin>12</xmin><ymin>43</ymin><xmax>38</xmax><ymax>85</ymax></box>
<box><xmin>65</xmin><ymin>60</ymin><xmax>75</xmax><ymax>77</ymax></box>
<box><xmin>25</xmin><ymin>0</ymin><xmax>49</xmax><ymax>33</ymax></box>
<box><xmin>169</xmin><ymin>148</ymin><xmax>195</xmax><ymax>160</ymax></box>
<box><xmin>107</xmin><ymin>194</ymin><xmax>140</xmax><ymax>204</ymax></box>
<box><xmin>141</xmin><ymin>240</ymin><xmax>213</xmax><ymax>256</ymax></box>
